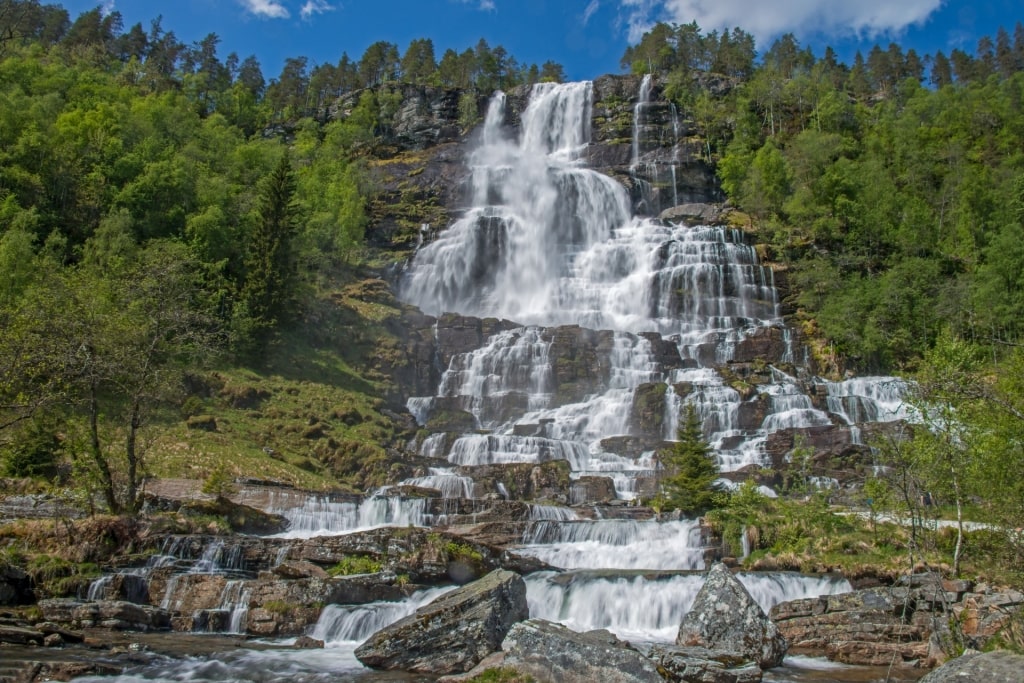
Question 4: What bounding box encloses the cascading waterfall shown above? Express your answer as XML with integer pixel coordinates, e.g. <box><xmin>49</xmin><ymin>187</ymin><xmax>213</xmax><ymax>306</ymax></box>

<box><xmin>266</xmin><ymin>489</ymin><xmax>430</xmax><ymax>539</ymax></box>
<box><xmin>310</xmin><ymin>586</ymin><xmax>456</xmax><ymax>644</ymax></box>
<box><xmin>518</xmin><ymin>519</ymin><xmax>704</xmax><ymax>570</ymax></box>
<box><xmin>75</xmin><ymin>82</ymin><xmax>916</xmax><ymax>678</ymax></box>
<box><xmin>525</xmin><ymin>571</ymin><xmax>851</xmax><ymax>643</ymax></box>
<box><xmin>402</xmin><ymin>80</ymin><xmax>910</xmax><ymax>496</ymax></box>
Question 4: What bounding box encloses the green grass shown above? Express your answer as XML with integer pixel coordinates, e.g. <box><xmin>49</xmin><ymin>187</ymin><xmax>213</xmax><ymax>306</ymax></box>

<box><xmin>142</xmin><ymin>273</ymin><xmax>417</xmax><ymax>493</ymax></box>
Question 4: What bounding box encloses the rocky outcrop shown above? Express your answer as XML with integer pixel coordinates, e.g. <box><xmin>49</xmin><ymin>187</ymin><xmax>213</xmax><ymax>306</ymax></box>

<box><xmin>676</xmin><ymin>563</ymin><xmax>787</xmax><ymax>669</ymax></box>
<box><xmin>488</xmin><ymin>618</ymin><xmax>665</xmax><ymax>683</ymax></box>
<box><xmin>39</xmin><ymin>599</ymin><xmax>170</xmax><ymax>631</ymax></box>
<box><xmin>771</xmin><ymin>583</ymin><xmax>930</xmax><ymax>666</ymax></box>
<box><xmin>919</xmin><ymin>650</ymin><xmax>1024</xmax><ymax>682</ymax></box>
<box><xmin>772</xmin><ymin>574</ymin><xmax>1024</xmax><ymax>669</ymax></box>
<box><xmin>355</xmin><ymin>569</ymin><xmax>528</xmax><ymax>675</ymax></box>
<box><xmin>659</xmin><ymin>203</ymin><xmax>727</xmax><ymax>226</ymax></box>
<box><xmin>288</xmin><ymin>527</ymin><xmax>547</xmax><ymax>584</ymax></box>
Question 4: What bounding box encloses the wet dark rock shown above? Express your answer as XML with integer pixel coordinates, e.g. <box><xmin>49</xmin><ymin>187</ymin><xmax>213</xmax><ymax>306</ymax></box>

<box><xmin>569</xmin><ymin>476</ymin><xmax>616</xmax><ymax>505</ymax></box>
<box><xmin>919</xmin><ymin>649</ymin><xmax>1024</xmax><ymax>682</ymax></box>
<box><xmin>492</xmin><ymin>618</ymin><xmax>664</xmax><ymax>683</ymax></box>
<box><xmin>0</xmin><ymin>564</ymin><xmax>34</xmax><ymax>606</ymax></box>
<box><xmin>355</xmin><ymin>569</ymin><xmax>528</xmax><ymax>675</ymax></box>
<box><xmin>659</xmin><ymin>203</ymin><xmax>726</xmax><ymax>226</ymax></box>
<box><xmin>294</xmin><ymin>635</ymin><xmax>325</xmax><ymax>649</ymax></box>
<box><xmin>676</xmin><ymin>563</ymin><xmax>787</xmax><ymax>669</ymax></box>
<box><xmin>631</xmin><ymin>382</ymin><xmax>668</xmax><ymax>436</ymax></box>
<box><xmin>0</xmin><ymin>624</ymin><xmax>45</xmax><ymax>645</ymax></box>
<box><xmin>731</xmin><ymin>327</ymin><xmax>791</xmax><ymax>364</ymax></box>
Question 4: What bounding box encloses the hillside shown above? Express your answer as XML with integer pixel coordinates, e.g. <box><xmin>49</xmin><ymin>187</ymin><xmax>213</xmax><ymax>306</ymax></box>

<box><xmin>0</xmin><ymin>4</ymin><xmax>1022</xmax><ymax>586</ymax></box>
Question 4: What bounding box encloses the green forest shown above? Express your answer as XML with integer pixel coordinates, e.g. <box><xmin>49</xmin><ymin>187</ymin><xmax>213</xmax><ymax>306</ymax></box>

<box><xmin>0</xmin><ymin>0</ymin><xmax>1023</xmax><ymax>575</ymax></box>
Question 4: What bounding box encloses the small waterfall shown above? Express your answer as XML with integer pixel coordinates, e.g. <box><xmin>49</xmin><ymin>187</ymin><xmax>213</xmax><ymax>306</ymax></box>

<box><xmin>527</xmin><ymin>504</ymin><xmax>579</xmax><ymax>521</ymax></box>
<box><xmin>525</xmin><ymin>570</ymin><xmax>851</xmax><ymax>643</ymax></box>
<box><xmin>220</xmin><ymin>580</ymin><xmax>252</xmax><ymax>634</ymax></box>
<box><xmin>434</xmin><ymin>327</ymin><xmax>554</xmax><ymax>428</ymax></box>
<box><xmin>631</xmin><ymin>73</ymin><xmax>652</xmax><ymax>169</ymax></box>
<box><xmin>310</xmin><ymin>586</ymin><xmax>455</xmax><ymax>644</ymax></box>
<box><xmin>518</xmin><ymin>519</ymin><xmax>704</xmax><ymax>570</ymax></box>
<box><xmin>86</xmin><ymin>575</ymin><xmax>112</xmax><ymax>601</ymax></box>
<box><xmin>401</xmin><ymin>467</ymin><xmax>476</xmax><ymax>499</ymax></box>
<box><xmin>187</xmin><ymin>539</ymin><xmax>244</xmax><ymax>574</ymax></box>
<box><xmin>825</xmin><ymin>377</ymin><xmax>912</xmax><ymax>425</ymax></box>
<box><xmin>268</xmin><ymin>490</ymin><xmax>429</xmax><ymax>539</ymax></box>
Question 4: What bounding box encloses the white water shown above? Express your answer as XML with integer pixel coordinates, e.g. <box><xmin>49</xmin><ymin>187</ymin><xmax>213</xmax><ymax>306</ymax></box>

<box><xmin>519</xmin><ymin>519</ymin><xmax>704</xmax><ymax>570</ymax></box>
<box><xmin>525</xmin><ymin>570</ymin><xmax>851</xmax><ymax>643</ymax></box>
<box><xmin>266</xmin><ymin>490</ymin><xmax>430</xmax><ymax>539</ymax></box>
<box><xmin>402</xmin><ymin>80</ymin><xmax>911</xmax><ymax>503</ymax></box>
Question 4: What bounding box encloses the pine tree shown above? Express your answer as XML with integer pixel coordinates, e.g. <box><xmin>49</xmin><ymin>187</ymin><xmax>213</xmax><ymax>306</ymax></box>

<box><xmin>661</xmin><ymin>405</ymin><xmax>720</xmax><ymax>516</ymax></box>
<box><xmin>236</xmin><ymin>152</ymin><xmax>297</xmax><ymax>358</ymax></box>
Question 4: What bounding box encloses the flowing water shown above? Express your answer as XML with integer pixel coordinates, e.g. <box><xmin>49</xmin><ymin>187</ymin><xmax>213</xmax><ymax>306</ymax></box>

<box><xmin>74</xmin><ymin>79</ymin><xmax>917</xmax><ymax>681</ymax></box>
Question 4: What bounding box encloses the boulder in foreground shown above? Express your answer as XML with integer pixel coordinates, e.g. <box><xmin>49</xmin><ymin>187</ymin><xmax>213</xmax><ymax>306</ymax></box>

<box><xmin>919</xmin><ymin>649</ymin><xmax>1024</xmax><ymax>682</ymax></box>
<box><xmin>487</xmin><ymin>618</ymin><xmax>664</xmax><ymax>683</ymax></box>
<box><xmin>676</xmin><ymin>563</ymin><xmax>787</xmax><ymax>669</ymax></box>
<box><xmin>354</xmin><ymin>568</ymin><xmax>527</xmax><ymax>675</ymax></box>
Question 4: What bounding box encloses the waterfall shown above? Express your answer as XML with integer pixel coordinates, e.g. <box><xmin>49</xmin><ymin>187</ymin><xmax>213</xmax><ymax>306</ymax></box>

<box><xmin>518</xmin><ymin>519</ymin><xmax>704</xmax><ymax>570</ymax></box>
<box><xmin>267</xmin><ymin>490</ymin><xmax>429</xmax><ymax>539</ymax></box>
<box><xmin>631</xmin><ymin>73</ymin><xmax>652</xmax><ymax>169</ymax></box>
<box><xmin>219</xmin><ymin>580</ymin><xmax>252</xmax><ymax>634</ymax></box>
<box><xmin>310</xmin><ymin>586</ymin><xmax>456</xmax><ymax>644</ymax></box>
<box><xmin>525</xmin><ymin>570</ymin><xmax>851</xmax><ymax>643</ymax></box>
<box><xmin>401</xmin><ymin>467</ymin><xmax>476</xmax><ymax>499</ymax></box>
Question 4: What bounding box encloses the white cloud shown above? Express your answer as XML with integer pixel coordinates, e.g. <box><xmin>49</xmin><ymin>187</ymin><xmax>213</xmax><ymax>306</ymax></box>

<box><xmin>457</xmin><ymin>0</ymin><xmax>496</xmax><ymax>11</ymax></box>
<box><xmin>619</xmin><ymin>0</ymin><xmax>944</xmax><ymax>46</ymax></box>
<box><xmin>301</xmin><ymin>0</ymin><xmax>336</xmax><ymax>20</ymax></box>
<box><xmin>239</xmin><ymin>0</ymin><xmax>291</xmax><ymax>19</ymax></box>
<box><xmin>99</xmin><ymin>0</ymin><xmax>116</xmax><ymax>17</ymax></box>
<box><xmin>582</xmin><ymin>0</ymin><xmax>601</xmax><ymax>25</ymax></box>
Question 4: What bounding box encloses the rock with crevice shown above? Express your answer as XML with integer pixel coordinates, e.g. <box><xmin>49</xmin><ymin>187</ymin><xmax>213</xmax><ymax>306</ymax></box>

<box><xmin>650</xmin><ymin>644</ymin><xmax>763</xmax><ymax>683</ymax></box>
<box><xmin>355</xmin><ymin>569</ymin><xmax>528</xmax><ymax>675</ymax></box>
<box><xmin>676</xmin><ymin>563</ymin><xmax>787</xmax><ymax>669</ymax></box>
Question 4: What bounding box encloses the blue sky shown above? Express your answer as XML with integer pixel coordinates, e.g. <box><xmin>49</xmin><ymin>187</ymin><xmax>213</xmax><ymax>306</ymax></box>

<box><xmin>62</xmin><ymin>0</ymin><xmax>1023</xmax><ymax>82</ymax></box>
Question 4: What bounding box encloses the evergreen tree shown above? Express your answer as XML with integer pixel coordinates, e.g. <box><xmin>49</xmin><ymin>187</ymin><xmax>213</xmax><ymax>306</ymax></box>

<box><xmin>237</xmin><ymin>153</ymin><xmax>298</xmax><ymax>357</ymax></box>
<box><xmin>661</xmin><ymin>405</ymin><xmax>720</xmax><ymax>515</ymax></box>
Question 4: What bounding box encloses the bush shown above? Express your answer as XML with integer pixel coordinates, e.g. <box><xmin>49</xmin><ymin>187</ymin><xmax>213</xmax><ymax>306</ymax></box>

<box><xmin>327</xmin><ymin>555</ymin><xmax>382</xmax><ymax>576</ymax></box>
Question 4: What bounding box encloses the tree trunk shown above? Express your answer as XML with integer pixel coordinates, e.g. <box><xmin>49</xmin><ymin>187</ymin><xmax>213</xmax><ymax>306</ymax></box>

<box><xmin>125</xmin><ymin>400</ymin><xmax>141</xmax><ymax>513</ymax></box>
<box><xmin>88</xmin><ymin>380</ymin><xmax>119</xmax><ymax>514</ymax></box>
<box><xmin>951</xmin><ymin>468</ymin><xmax>964</xmax><ymax>577</ymax></box>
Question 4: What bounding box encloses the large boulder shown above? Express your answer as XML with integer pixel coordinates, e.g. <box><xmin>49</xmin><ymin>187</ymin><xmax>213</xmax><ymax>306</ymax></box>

<box><xmin>676</xmin><ymin>563</ymin><xmax>787</xmax><ymax>669</ymax></box>
<box><xmin>919</xmin><ymin>650</ymin><xmax>1024</xmax><ymax>682</ymax></box>
<box><xmin>493</xmin><ymin>618</ymin><xmax>664</xmax><ymax>683</ymax></box>
<box><xmin>355</xmin><ymin>569</ymin><xmax>528</xmax><ymax>675</ymax></box>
